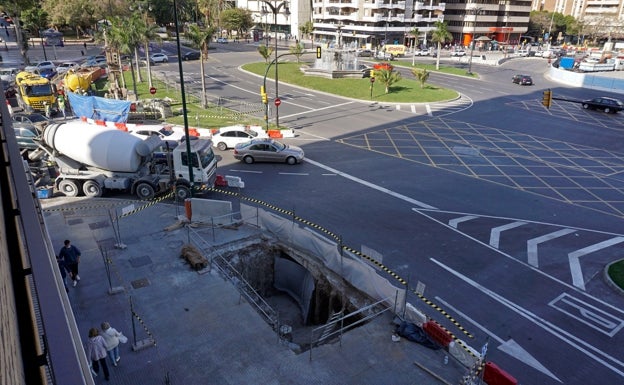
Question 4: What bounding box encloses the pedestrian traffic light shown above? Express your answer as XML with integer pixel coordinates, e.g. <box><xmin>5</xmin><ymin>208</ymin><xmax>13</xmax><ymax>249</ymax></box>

<box><xmin>316</xmin><ymin>46</ymin><xmax>321</xmax><ymax>59</ymax></box>
<box><xmin>542</xmin><ymin>89</ymin><xmax>552</xmax><ymax>109</ymax></box>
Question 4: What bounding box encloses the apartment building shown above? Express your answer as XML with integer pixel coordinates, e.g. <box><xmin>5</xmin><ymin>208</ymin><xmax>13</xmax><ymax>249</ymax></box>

<box><xmin>240</xmin><ymin>0</ymin><xmax>532</xmax><ymax>48</ymax></box>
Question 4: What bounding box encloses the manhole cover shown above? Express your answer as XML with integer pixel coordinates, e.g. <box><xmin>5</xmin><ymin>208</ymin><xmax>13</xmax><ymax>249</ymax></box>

<box><xmin>131</xmin><ymin>278</ymin><xmax>150</xmax><ymax>289</ymax></box>
<box><xmin>129</xmin><ymin>255</ymin><xmax>153</xmax><ymax>268</ymax></box>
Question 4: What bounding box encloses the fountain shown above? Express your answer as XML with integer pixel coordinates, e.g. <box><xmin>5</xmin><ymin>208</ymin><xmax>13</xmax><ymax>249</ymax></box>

<box><xmin>301</xmin><ymin>46</ymin><xmax>370</xmax><ymax>79</ymax></box>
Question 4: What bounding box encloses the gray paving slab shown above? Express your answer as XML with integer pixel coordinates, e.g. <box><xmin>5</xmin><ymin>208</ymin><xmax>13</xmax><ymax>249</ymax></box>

<box><xmin>40</xmin><ymin>197</ymin><xmax>468</xmax><ymax>385</ymax></box>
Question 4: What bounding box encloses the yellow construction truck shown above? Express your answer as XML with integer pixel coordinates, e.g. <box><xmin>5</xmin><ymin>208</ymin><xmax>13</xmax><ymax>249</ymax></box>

<box><xmin>15</xmin><ymin>71</ymin><xmax>58</xmax><ymax>115</ymax></box>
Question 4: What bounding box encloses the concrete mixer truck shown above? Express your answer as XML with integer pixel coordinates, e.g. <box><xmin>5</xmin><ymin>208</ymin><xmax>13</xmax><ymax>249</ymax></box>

<box><xmin>38</xmin><ymin>121</ymin><xmax>218</xmax><ymax>200</ymax></box>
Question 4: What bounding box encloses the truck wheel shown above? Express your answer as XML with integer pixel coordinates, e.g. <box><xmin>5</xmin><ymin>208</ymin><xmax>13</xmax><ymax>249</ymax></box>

<box><xmin>243</xmin><ymin>155</ymin><xmax>254</xmax><ymax>164</ymax></box>
<box><xmin>83</xmin><ymin>180</ymin><xmax>102</xmax><ymax>197</ymax></box>
<box><xmin>58</xmin><ymin>180</ymin><xmax>81</xmax><ymax>197</ymax></box>
<box><xmin>175</xmin><ymin>185</ymin><xmax>191</xmax><ymax>201</ymax></box>
<box><xmin>217</xmin><ymin>142</ymin><xmax>227</xmax><ymax>151</ymax></box>
<box><xmin>136</xmin><ymin>183</ymin><xmax>155</xmax><ymax>200</ymax></box>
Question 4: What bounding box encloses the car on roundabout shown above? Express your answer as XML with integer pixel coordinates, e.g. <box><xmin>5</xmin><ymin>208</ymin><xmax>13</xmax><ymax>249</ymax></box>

<box><xmin>233</xmin><ymin>138</ymin><xmax>304</xmax><ymax>165</ymax></box>
<box><xmin>581</xmin><ymin>97</ymin><xmax>624</xmax><ymax>113</ymax></box>
<box><xmin>511</xmin><ymin>74</ymin><xmax>533</xmax><ymax>86</ymax></box>
<box><xmin>149</xmin><ymin>53</ymin><xmax>169</xmax><ymax>64</ymax></box>
<box><xmin>57</xmin><ymin>62</ymin><xmax>79</xmax><ymax>75</ymax></box>
<box><xmin>216</xmin><ymin>37</ymin><xmax>228</xmax><ymax>44</ymax></box>
<box><xmin>183</xmin><ymin>51</ymin><xmax>201</xmax><ymax>60</ymax></box>
<box><xmin>414</xmin><ymin>49</ymin><xmax>430</xmax><ymax>56</ymax></box>
<box><xmin>450</xmin><ymin>49</ymin><xmax>466</xmax><ymax>57</ymax></box>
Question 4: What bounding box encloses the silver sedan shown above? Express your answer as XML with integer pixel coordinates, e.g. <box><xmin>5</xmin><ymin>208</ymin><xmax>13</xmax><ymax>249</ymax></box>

<box><xmin>233</xmin><ymin>138</ymin><xmax>304</xmax><ymax>165</ymax></box>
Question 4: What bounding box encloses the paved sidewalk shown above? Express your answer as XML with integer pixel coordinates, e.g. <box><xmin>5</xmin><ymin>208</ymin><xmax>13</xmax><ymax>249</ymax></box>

<box><xmin>41</xmin><ymin>197</ymin><xmax>468</xmax><ymax>385</ymax></box>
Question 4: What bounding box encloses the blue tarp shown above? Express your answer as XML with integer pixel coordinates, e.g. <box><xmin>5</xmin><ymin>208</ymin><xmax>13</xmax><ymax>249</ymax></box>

<box><xmin>66</xmin><ymin>92</ymin><xmax>131</xmax><ymax>122</ymax></box>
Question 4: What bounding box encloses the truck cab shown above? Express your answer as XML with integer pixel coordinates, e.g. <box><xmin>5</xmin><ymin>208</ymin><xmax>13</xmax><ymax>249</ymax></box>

<box><xmin>15</xmin><ymin>71</ymin><xmax>57</xmax><ymax>115</ymax></box>
<box><xmin>170</xmin><ymin>139</ymin><xmax>218</xmax><ymax>199</ymax></box>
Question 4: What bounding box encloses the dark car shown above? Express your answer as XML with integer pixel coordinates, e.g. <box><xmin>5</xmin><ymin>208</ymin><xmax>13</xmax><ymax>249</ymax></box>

<box><xmin>357</xmin><ymin>49</ymin><xmax>372</xmax><ymax>57</ymax></box>
<box><xmin>512</xmin><ymin>74</ymin><xmax>533</xmax><ymax>85</ymax></box>
<box><xmin>183</xmin><ymin>51</ymin><xmax>201</xmax><ymax>61</ymax></box>
<box><xmin>581</xmin><ymin>97</ymin><xmax>624</xmax><ymax>113</ymax></box>
<box><xmin>35</xmin><ymin>68</ymin><xmax>58</xmax><ymax>80</ymax></box>
<box><xmin>14</xmin><ymin>123</ymin><xmax>39</xmax><ymax>151</ymax></box>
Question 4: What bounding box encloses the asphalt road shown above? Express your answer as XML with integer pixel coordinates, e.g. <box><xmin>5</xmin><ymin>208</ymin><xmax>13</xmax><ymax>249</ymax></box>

<box><xmin>81</xmin><ymin>42</ymin><xmax>624</xmax><ymax>384</ymax></box>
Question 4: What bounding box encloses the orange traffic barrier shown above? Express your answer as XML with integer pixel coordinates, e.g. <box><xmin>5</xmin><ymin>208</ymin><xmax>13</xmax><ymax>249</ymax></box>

<box><xmin>268</xmin><ymin>130</ymin><xmax>282</xmax><ymax>138</ymax></box>
<box><xmin>115</xmin><ymin>122</ymin><xmax>128</xmax><ymax>131</ymax></box>
<box><xmin>189</xmin><ymin>128</ymin><xmax>199</xmax><ymax>137</ymax></box>
<box><xmin>95</xmin><ymin>120</ymin><xmax>106</xmax><ymax>126</ymax></box>
<box><xmin>80</xmin><ymin>116</ymin><xmax>87</xmax><ymax>122</ymax></box>
<box><xmin>215</xmin><ymin>175</ymin><xmax>228</xmax><ymax>187</ymax></box>
<box><xmin>483</xmin><ymin>362</ymin><xmax>518</xmax><ymax>385</ymax></box>
<box><xmin>422</xmin><ymin>321</ymin><xmax>453</xmax><ymax>347</ymax></box>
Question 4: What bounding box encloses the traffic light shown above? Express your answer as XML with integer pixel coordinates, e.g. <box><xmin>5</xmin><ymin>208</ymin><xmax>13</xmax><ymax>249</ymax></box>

<box><xmin>316</xmin><ymin>46</ymin><xmax>321</xmax><ymax>59</ymax></box>
<box><xmin>260</xmin><ymin>86</ymin><xmax>268</xmax><ymax>104</ymax></box>
<box><xmin>370</xmin><ymin>70</ymin><xmax>375</xmax><ymax>79</ymax></box>
<box><xmin>542</xmin><ymin>89</ymin><xmax>552</xmax><ymax>108</ymax></box>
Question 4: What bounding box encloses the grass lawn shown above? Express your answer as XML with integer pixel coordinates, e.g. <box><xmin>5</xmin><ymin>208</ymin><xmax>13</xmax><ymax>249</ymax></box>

<box><xmin>394</xmin><ymin>61</ymin><xmax>478</xmax><ymax>78</ymax></box>
<box><xmin>242</xmin><ymin>62</ymin><xmax>459</xmax><ymax>103</ymax></box>
<box><xmin>608</xmin><ymin>260</ymin><xmax>624</xmax><ymax>290</ymax></box>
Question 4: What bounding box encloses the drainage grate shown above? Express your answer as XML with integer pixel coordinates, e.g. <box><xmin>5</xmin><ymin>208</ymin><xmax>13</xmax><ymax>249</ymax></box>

<box><xmin>88</xmin><ymin>221</ymin><xmax>109</xmax><ymax>230</ymax></box>
<box><xmin>129</xmin><ymin>255</ymin><xmax>153</xmax><ymax>268</ymax></box>
<box><xmin>131</xmin><ymin>278</ymin><xmax>151</xmax><ymax>289</ymax></box>
<box><xmin>67</xmin><ymin>218</ymin><xmax>83</xmax><ymax>225</ymax></box>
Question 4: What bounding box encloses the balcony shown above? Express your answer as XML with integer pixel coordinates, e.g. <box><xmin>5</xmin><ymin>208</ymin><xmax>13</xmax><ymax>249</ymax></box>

<box><xmin>324</xmin><ymin>12</ymin><xmax>359</xmax><ymax>20</ymax></box>
<box><xmin>324</xmin><ymin>0</ymin><xmax>357</xmax><ymax>6</ymax></box>
<box><xmin>361</xmin><ymin>14</ymin><xmax>386</xmax><ymax>21</ymax></box>
<box><xmin>363</xmin><ymin>0</ymin><xmax>406</xmax><ymax>9</ymax></box>
<box><xmin>414</xmin><ymin>1</ymin><xmax>446</xmax><ymax>11</ymax></box>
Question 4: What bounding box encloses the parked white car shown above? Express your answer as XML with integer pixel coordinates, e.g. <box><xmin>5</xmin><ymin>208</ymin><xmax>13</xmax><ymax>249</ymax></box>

<box><xmin>0</xmin><ymin>67</ymin><xmax>18</xmax><ymax>82</ymax></box>
<box><xmin>56</xmin><ymin>62</ymin><xmax>79</xmax><ymax>75</ymax></box>
<box><xmin>450</xmin><ymin>49</ymin><xmax>466</xmax><ymax>57</ymax></box>
<box><xmin>24</xmin><ymin>61</ymin><xmax>56</xmax><ymax>73</ymax></box>
<box><xmin>128</xmin><ymin>125</ymin><xmax>186</xmax><ymax>141</ymax></box>
<box><xmin>415</xmin><ymin>49</ymin><xmax>430</xmax><ymax>56</ymax></box>
<box><xmin>211</xmin><ymin>125</ymin><xmax>268</xmax><ymax>151</ymax></box>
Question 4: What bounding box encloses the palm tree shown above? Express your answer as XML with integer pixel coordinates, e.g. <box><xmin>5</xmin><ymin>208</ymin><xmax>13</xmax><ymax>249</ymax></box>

<box><xmin>107</xmin><ymin>16</ymin><xmax>144</xmax><ymax>97</ymax></box>
<box><xmin>431</xmin><ymin>21</ymin><xmax>452</xmax><ymax>70</ymax></box>
<box><xmin>411</xmin><ymin>68</ymin><xmax>430</xmax><ymax>89</ymax></box>
<box><xmin>258</xmin><ymin>44</ymin><xmax>273</xmax><ymax>63</ymax></box>
<box><xmin>185</xmin><ymin>24</ymin><xmax>216</xmax><ymax>108</ymax></box>
<box><xmin>137</xmin><ymin>20</ymin><xmax>162</xmax><ymax>88</ymax></box>
<box><xmin>376</xmin><ymin>69</ymin><xmax>402</xmax><ymax>94</ymax></box>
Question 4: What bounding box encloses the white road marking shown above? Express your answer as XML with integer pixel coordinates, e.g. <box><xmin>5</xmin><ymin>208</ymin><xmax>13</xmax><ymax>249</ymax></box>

<box><xmin>436</xmin><ymin>296</ymin><xmax>561</xmax><ymax>382</ymax></box>
<box><xmin>448</xmin><ymin>215</ymin><xmax>478</xmax><ymax>229</ymax></box>
<box><xmin>527</xmin><ymin>229</ymin><xmax>576</xmax><ymax>267</ymax></box>
<box><xmin>430</xmin><ymin>258</ymin><xmax>624</xmax><ymax>379</ymax></box>
<box><xmin>305</xmin><ymin>158</ymin><xmax>437</xmax><ymax>209</ymax></box>
<box><xmin>568</xmin><ymin>236</ymin><xmax>624</xmax><ymax>290</ymax></box>
<box><xmin>411</xmin><ymin>105</ymin><xmax>416</xmax><ymax>113</ymax></box>
<box><xmin>548</xmin><ymin>293</ymin><xmax>624</xmax><ymax>336</ymax></box>
<box><xmin>490</xmin><ymin>221</ymin><xmax>527</xmax><ymax>248</ymax></box>
<box><xmin>426</xmin><ymin>104</ymin><xmax>432</xmax><ymax>116</ymax></box>
<box><xmin>228</xmin><ymin>170</ymin><xmax>263</xmax><ymax>173</ymax></box>
<box><xmin>279</xmin><ymin>101</ymin><xmax>356</xmax><ymax>120</ymax></box>
<box><xmin>278</xmin><ymin>172</ymin><xmax>309</xmax><ymax>176</ymax></box>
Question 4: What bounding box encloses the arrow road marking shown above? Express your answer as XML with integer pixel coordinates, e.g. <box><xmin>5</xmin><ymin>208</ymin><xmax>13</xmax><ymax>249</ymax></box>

<box><xmin>430</xmin><ymin>258</ymin><xmax>624</xmax><ymax>379</ymax></box>
<box><xmin>568</xmin><ymin>236</ymin><xmax>624</xmax><ymax>290</ymax></box>
<box><xmin>527</xmin><ymin>229</ymin><xmax>576</xmax><ymax>267</ymax></box>
<box><xmin>435</xmin><ymin>296</ymin><xmax>562</xmax><ymax>382</ymax></box>
<box><xmin>490</xmin><ymin>221</ymin><xmax>527</xmax><ymax>248</ymax></box>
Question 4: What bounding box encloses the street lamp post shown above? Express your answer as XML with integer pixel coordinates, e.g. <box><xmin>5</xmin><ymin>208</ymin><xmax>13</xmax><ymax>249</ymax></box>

<box><xmin>261</xmin><ymin>0</ymin><xmax>290</xmax><ymax>129</ymax></box>
<box><xmin>467</xmin><ymin>6</ymin><xmax>483</xmax><ymax>75</ymax></box>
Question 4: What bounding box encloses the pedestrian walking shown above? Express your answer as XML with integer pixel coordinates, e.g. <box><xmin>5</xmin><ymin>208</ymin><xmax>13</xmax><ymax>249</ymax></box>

<box><xmin>55</xmin><ymin>254</ymin><xmax>69</xmax><ymax>293</ymax></box>
<box><xmin>43</xmin><ymin>101</ymin><xmax>50</xmax><ymax>118</ymax></box>
<box><xmin>101</xmin><ymin>322</ymin><xmax>123</xmax><ymax>366</ymax></box>
<box><xmin>57</xmin><ymin>94</ymin><xmax>66</xmax><ymax>118</ymax></box>
<box><xmin>59</xmin><ymin>239</ymin><xmax>81</xmax><ymax>287</ymax></box>
<box><xmin>83</xmin><ymin>41</ymin><xmax>87</xmax><ymax>50</ymax></box>
<box><xmin>86</xmin><ymin>328</ymin><xmax>110</xmax><ymax>381</ymax></box>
